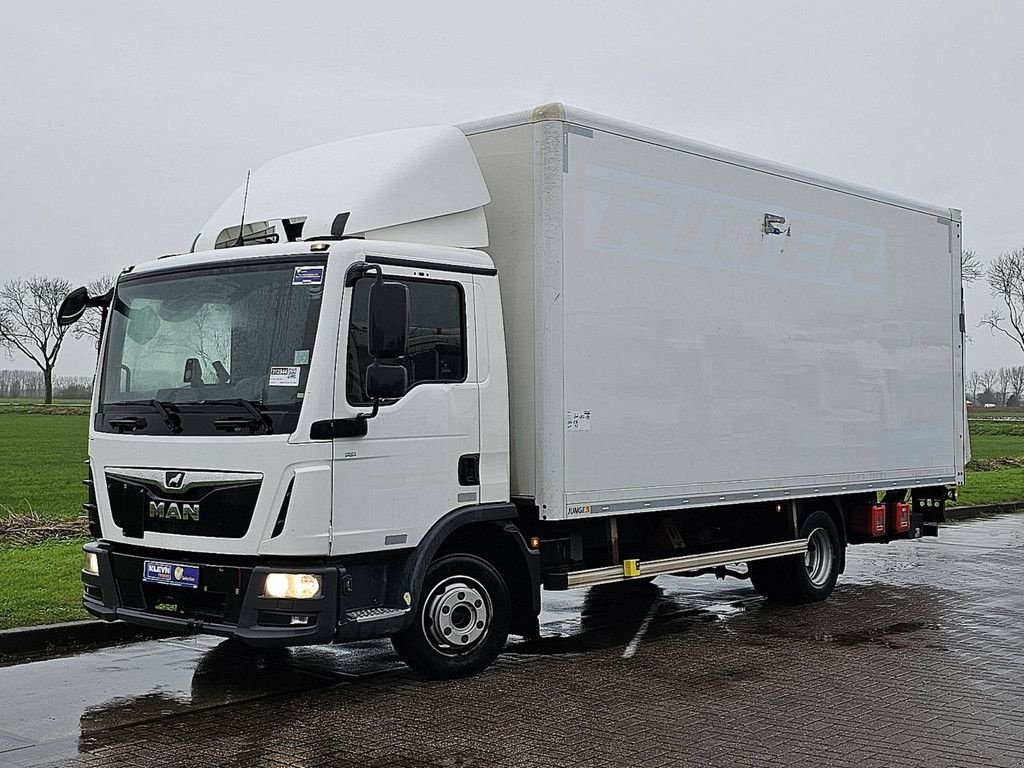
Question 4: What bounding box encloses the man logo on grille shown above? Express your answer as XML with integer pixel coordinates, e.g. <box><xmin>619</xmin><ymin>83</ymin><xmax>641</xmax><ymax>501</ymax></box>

<box><xmin>165</xmin><ymin>471</ymin><xmax>185</xmax><ymax>490</ymax></box>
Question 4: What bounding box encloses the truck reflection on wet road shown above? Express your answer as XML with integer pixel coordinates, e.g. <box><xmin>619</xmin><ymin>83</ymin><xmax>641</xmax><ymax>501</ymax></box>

<box><xmin>2</xmin><ymin>513</ymin><xmax>1023</xmax><ymax>768</ymax></box>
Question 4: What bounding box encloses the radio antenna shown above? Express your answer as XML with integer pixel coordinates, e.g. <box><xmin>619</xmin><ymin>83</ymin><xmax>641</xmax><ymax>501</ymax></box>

<box><xmin>233</xmin><ymin>170</ymin><xmax>251</xmax><ymax>247</ymax></box>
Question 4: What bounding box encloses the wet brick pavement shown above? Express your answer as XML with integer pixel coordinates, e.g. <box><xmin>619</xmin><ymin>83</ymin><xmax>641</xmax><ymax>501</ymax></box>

<box><xmin>3</xmin><ymin>513</ymin><xmax>1024</xmax><ymax>767</ymax></box>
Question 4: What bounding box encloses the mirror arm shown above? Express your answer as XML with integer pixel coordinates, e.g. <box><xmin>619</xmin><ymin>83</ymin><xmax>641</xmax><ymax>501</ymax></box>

<box><xmin>357</xmin><ymin>398</ymin><xmax>381</xmax><ymax>421</ymax></box>
<box><xmin>86</xmin><ymin>288</ymin><xmax>114</xmax><ymax>310</ymax></box>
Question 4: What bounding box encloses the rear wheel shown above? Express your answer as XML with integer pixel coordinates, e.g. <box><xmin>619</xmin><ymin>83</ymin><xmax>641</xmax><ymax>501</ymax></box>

<box><xmin>749</xmin><ymin>510</ymin><xmax>841</xmax><ymax>603</ymax></box>
<box><xmin>391</xmin><ymin>554</ymin><xmax>510</xmax><ymax>679</ymax></box>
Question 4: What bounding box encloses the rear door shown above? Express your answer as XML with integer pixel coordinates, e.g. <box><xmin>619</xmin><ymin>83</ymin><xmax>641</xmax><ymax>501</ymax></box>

<box><xmin>330</xmin><ymin>265</ymin><xmax>480</xmax><ymax>555</ymax></box>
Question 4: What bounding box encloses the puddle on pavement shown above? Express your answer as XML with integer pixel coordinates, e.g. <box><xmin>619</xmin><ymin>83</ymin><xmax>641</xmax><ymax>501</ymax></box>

<box><xmin>814</xmin><ymin>621</ymin><xmax>940</xmax><ymax>648</ymax></box>
<box><xmin>0</xmin><ymin>633</ymin><xmax>405</xmax><ymax>763</ymax></box>
<box><xmin>512</xmin><ymin>575</ymin><xmax>759</xmax><ymax>656</ymax></box>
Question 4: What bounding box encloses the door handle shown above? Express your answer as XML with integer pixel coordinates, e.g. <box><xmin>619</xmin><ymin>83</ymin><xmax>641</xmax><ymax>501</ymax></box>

<box><xmin>458</xmin><ymin>454</ymin><xmax>480</xmax><ymax>486</ymax></box>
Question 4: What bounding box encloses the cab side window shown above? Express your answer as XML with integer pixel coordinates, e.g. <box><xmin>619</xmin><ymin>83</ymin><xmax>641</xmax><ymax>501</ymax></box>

<box><xmin>347</xmin><ymin>277</ymin><xmax>466</xmax><ymax>405</ymax></box>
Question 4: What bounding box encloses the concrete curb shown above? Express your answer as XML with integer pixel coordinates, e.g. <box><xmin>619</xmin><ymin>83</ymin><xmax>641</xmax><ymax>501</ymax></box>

<box><xmin>0</xmin><ymin>619</ymin><xmax>179</xmax><ymax>657</ymax></box>
<box><xmin>945</xmin><ymin>501</ymin><xmax>1024</xmax><ymax>521</ymax></box>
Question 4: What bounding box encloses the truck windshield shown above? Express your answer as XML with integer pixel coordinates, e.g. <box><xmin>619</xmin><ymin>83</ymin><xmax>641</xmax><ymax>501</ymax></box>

<box><xmin>98</xmin><ymin>258</ymin><xmax>326</xmax><ymax>433</ymax></box>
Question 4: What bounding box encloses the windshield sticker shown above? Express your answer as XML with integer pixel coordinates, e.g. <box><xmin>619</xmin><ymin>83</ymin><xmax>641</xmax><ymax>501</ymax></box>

<box><xmin>269</xmin><ymin>366</ymin><xmax>301</xmax><ymax>387</ymax></box>
<box><xmin>293</xmin><ymin>266</ymin><xmax>324</xmax><ymax>286</ymax></box>
<box><xmin>293</xmin><ymin>349</ymin><xmax>310</xmax><ymax>365</ymax></box>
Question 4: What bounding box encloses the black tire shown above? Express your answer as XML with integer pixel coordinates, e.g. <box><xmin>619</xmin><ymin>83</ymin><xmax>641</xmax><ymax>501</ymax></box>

<box><xmin>748</xmin><ymin>510</ymin><xmax>842</xmax><ymax>603</ymax></box>
<box><xmin>391</xmin><ymin>554</ymin><xmax>511</xmax><ymax>679</ymax></box>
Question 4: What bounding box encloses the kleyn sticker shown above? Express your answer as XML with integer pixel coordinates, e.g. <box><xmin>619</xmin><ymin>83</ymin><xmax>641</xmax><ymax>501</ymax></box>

<box><xmin>269</xmin><ymin>366</ymin><xmax>301</xmax><ymax>387</ymax></box>
<box><xmin>292</xmin><ymin>265</ymin><xmax>325</xmax><ymax>286</ymax></box>
<box><xmin>566</xmin><ymin>410</ymin><xmax>591</xmax><ymax>431</ymax></box>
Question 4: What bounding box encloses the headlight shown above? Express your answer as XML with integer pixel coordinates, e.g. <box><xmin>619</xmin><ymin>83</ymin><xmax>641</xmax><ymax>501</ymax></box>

<box><xmin>262</xmin><ymin>573</ymin><xmax>322</xmax><ymax>599</ymax></box>
<box><xmin>83</xmin><ymin>552</ymin><xmax>99</xmax><ymax>575</ymax></box>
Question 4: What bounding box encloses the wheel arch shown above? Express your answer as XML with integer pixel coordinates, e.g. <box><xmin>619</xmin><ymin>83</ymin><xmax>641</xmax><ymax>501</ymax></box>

<box><xmin>395</xmin><ymin>504</ymin><xmax>541</xmax><ymax>637</ymax></box>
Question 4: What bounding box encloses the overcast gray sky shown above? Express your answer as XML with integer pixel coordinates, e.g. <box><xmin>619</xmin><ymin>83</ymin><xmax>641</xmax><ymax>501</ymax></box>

<box><xmin>2</xmin><ymin>0</ymin><xmax>1022</xmax><ymax>376</ymax></box>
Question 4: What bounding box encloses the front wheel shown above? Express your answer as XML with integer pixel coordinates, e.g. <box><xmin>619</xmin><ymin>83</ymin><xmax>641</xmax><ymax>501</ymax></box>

<box><xmin>749</xmin><ymin>510</ymin><xmax>842</xmax><ymax>603</ymax></box>
<box><xmin>391</xmin><ymin>554</ymin><xmax>511</xmax><ymax>679</ymax></box>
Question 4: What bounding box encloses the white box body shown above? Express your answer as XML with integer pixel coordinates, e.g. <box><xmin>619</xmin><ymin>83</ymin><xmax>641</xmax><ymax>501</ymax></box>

<box><xmin>464</xmin><ymin>106</ymin><xmax>965</xmax><ymax>522</ymax></box>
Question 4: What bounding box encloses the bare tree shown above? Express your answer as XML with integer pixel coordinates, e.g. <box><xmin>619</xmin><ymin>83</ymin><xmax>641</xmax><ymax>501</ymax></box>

<box><xmin>0</xmin><ymin>276</ymin><xmax>73</xmax><ymax>404</ymax></box>
<box><xmin>71</xmin><ymin>273</ymin><xmax>117</xmax><ymax>346</ymax></box>
<box><xmin>980</xmin><ymin>247</ymin><xmax>1024</xmax><ymax>354</ymax></box>
<box><xmin>966</xmin><ymin>370</ymin><xmax>982</xmax><ymax>402</ymax></box>
<box><xmin>1009</xmin><ymin>366</ymin><xmax>1024</xmax><ymax>407</ymax></box>
<box><xmin>962</xmin><ymin>248</ymin><xmax>983</xmax><ymax>285</ymax></box>
<box><xmin>997</xmin><ymin>366</ymin><xmax>1012</xmax><ymax>406</ymax></box>
<box><xmin>980</xmin><ymin>368</ymin><xmax>999</xmax><ymax>393</ymax></box>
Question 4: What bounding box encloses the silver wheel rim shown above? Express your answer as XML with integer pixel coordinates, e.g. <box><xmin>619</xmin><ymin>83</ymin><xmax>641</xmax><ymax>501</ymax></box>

<box><xmin>804</xmin><ymin>527</ymin><xmax>834</xmax><ymax>587</ymax></box>
<box><xmin>422</xmin><ymin>575</ymin><xmax>491</xmax><ymax>656</ymax></box>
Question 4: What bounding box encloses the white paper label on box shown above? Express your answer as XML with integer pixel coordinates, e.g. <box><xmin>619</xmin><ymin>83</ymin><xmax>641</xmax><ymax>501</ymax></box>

<box><xmin>269</xmin><ymin>366</ymin><xmax>301</xmax><ymax>387</ymax></box>
<box><xmin>566</xmin><ymin>410</ymin><xmax>591</xmax><ymax>431</ymax></box>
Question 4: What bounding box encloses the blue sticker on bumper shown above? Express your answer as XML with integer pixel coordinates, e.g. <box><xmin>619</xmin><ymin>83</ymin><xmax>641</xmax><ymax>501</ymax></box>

<box><xmin>143</xmin><ymin>560</ymin><xmax>200</xmax><ymax>589</ymax></box>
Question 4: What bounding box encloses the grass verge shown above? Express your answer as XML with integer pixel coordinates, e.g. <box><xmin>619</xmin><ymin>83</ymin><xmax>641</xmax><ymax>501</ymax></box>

<box><xmin>956</xmin><ymin>468</ymin><xmax>1024</xmax><ymax>507</ymax></box>
<box><xmin>0</xmin><ymin>410</ymin><xmax>89</xmax><ymax>519</ymax></box>
<box><xmin>956</xmin><ymin>419</ymin><xmax>1024</xmax><ymax>507</ymax></box>
<box><xmin>0</xmin><ymin>540</ymin><xmax>89</xmax><ymax>630</ymax></box>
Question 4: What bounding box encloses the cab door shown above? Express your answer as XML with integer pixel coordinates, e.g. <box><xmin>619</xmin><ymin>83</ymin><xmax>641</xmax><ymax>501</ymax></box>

<box><xmin>330</xmin><ymin>265</ymin><xmax>480</xmax><ymax>555</ymax></box>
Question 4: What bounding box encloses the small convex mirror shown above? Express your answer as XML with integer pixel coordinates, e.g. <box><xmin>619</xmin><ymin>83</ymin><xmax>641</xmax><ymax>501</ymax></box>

<box><xmin>367</xmin><ymin>280</ymin><xmax>409</xmax><ymax>360</ymax></box>
<box><xmin>365</xmin><ymin>362</ymin><xmax>408</xmax><ymax>400</ymax></box>
<box><xmin>57</xmin><ymin>287</ymin><xmax>89</xmax><ymax>327</ymax></box>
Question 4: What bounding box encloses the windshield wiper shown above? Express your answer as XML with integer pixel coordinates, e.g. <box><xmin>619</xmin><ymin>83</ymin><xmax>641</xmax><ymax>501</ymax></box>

<box><xmin>109</xmin><ymin>399</ymin><xmax>182</xmax><ymax>434</ymax></box>
<box><xmin>147</xmin><ymin>399</ymin><xmax>183</xmax><ymax>434</ymax></box>
<box><xmin>202</xmin><ymin>398</ymin><xmax>274</xmax><ymax>434</ymax></box>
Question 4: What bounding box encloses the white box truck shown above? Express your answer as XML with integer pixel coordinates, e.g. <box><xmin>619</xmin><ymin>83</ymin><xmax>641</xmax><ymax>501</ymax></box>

<box><xmin>60</xmin><ymin>103</ymin><xmax>966</xmax><ymax>678</ymax></box>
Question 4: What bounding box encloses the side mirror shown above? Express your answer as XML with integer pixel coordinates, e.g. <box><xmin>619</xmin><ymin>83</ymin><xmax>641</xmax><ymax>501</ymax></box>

<box><xmin>365</xmin><ymin>362</ymin><xmax>408</xmax><ymax>400</ymax></box>
<box><xmin>367</xmin><ymin>280</ymin><xmax>409</xmax><ymax>359</ymax></box>
<box><xmin>57</xmin><ymin>287</ymin><xmax>90</xmax><ymax>327</ymax></box>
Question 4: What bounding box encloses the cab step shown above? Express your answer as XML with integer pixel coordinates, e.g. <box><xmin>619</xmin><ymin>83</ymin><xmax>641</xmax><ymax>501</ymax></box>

<box><xmin>544</xmin><ymin>538</ymin><xmax>809</xmax><ymax>590</ymax></box>
<box><xmin>345</xmin><ymin>606</ymin><xmax>411</xmax><ymax>623</ymax></box>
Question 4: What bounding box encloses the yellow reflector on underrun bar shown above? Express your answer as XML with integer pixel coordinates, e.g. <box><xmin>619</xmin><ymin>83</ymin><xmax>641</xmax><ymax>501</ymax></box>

<box><xmin>623</xmin><ymin>559</ymin><xmax>641</xmax><ymax>578</ymax></box>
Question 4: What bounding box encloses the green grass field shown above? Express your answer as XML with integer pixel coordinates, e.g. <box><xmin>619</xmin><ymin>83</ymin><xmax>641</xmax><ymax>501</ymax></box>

<box><xmin>0</xmin><ymin>407</ymin><xmax>1021</xmax><ymax>629</ymax></box>
<box><xmin>0</xmin><ymin>403</ymin><xmax>92</xmax><ymax>628</ymax></box>
<box><xmin>0</xmin><ymin>541</ymin><xmax>87</xmax><ymax>629</ymax></box>
<box><xmin>0</xmin><ymin>407</ymin><xmax>89</xmax><ymax>519</ymax></box>
<box><xmin>957</xmin><ymin>417</ymin><xmax>1024</xmax><ymax>506</ymax></box>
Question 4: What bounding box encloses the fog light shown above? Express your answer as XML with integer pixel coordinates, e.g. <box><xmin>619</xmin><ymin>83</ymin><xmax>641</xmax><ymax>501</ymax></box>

<box><xmin>83</xmin><ymin>552</ymin><xmax>99</xmax><ymax>575</ymax></box>
<box><xmin>262</xmin><ymin>572</ymin><xmax>322</xmax><ymax>599</ymax></box>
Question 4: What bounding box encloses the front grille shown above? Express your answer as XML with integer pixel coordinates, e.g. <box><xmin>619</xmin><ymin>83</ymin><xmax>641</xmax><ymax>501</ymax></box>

<box><xmin>106</xmin><ymin>476</ymin><xmax>261</xmax><ymax>539</ymax></box>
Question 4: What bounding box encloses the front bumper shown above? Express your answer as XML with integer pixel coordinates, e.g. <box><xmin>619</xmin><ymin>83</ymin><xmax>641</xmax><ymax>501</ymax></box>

<box><xmin>81</xmin><ymin>542</ymin><xmax>340</xmax><ymax>646</ymax></box>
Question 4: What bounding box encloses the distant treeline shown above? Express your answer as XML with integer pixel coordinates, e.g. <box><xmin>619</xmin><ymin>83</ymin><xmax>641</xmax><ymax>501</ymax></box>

<box><xmin>0</xmin><ymin>369</ymin><xmax>93</xmax><ymax>400</ymax></box>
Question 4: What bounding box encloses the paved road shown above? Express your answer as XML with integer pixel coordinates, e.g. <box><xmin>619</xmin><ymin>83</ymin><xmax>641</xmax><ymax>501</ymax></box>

<box><xmin>3</xmin><ymin>513</ymin><xmax>1024</xmax><ymax>767</ymax></box>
